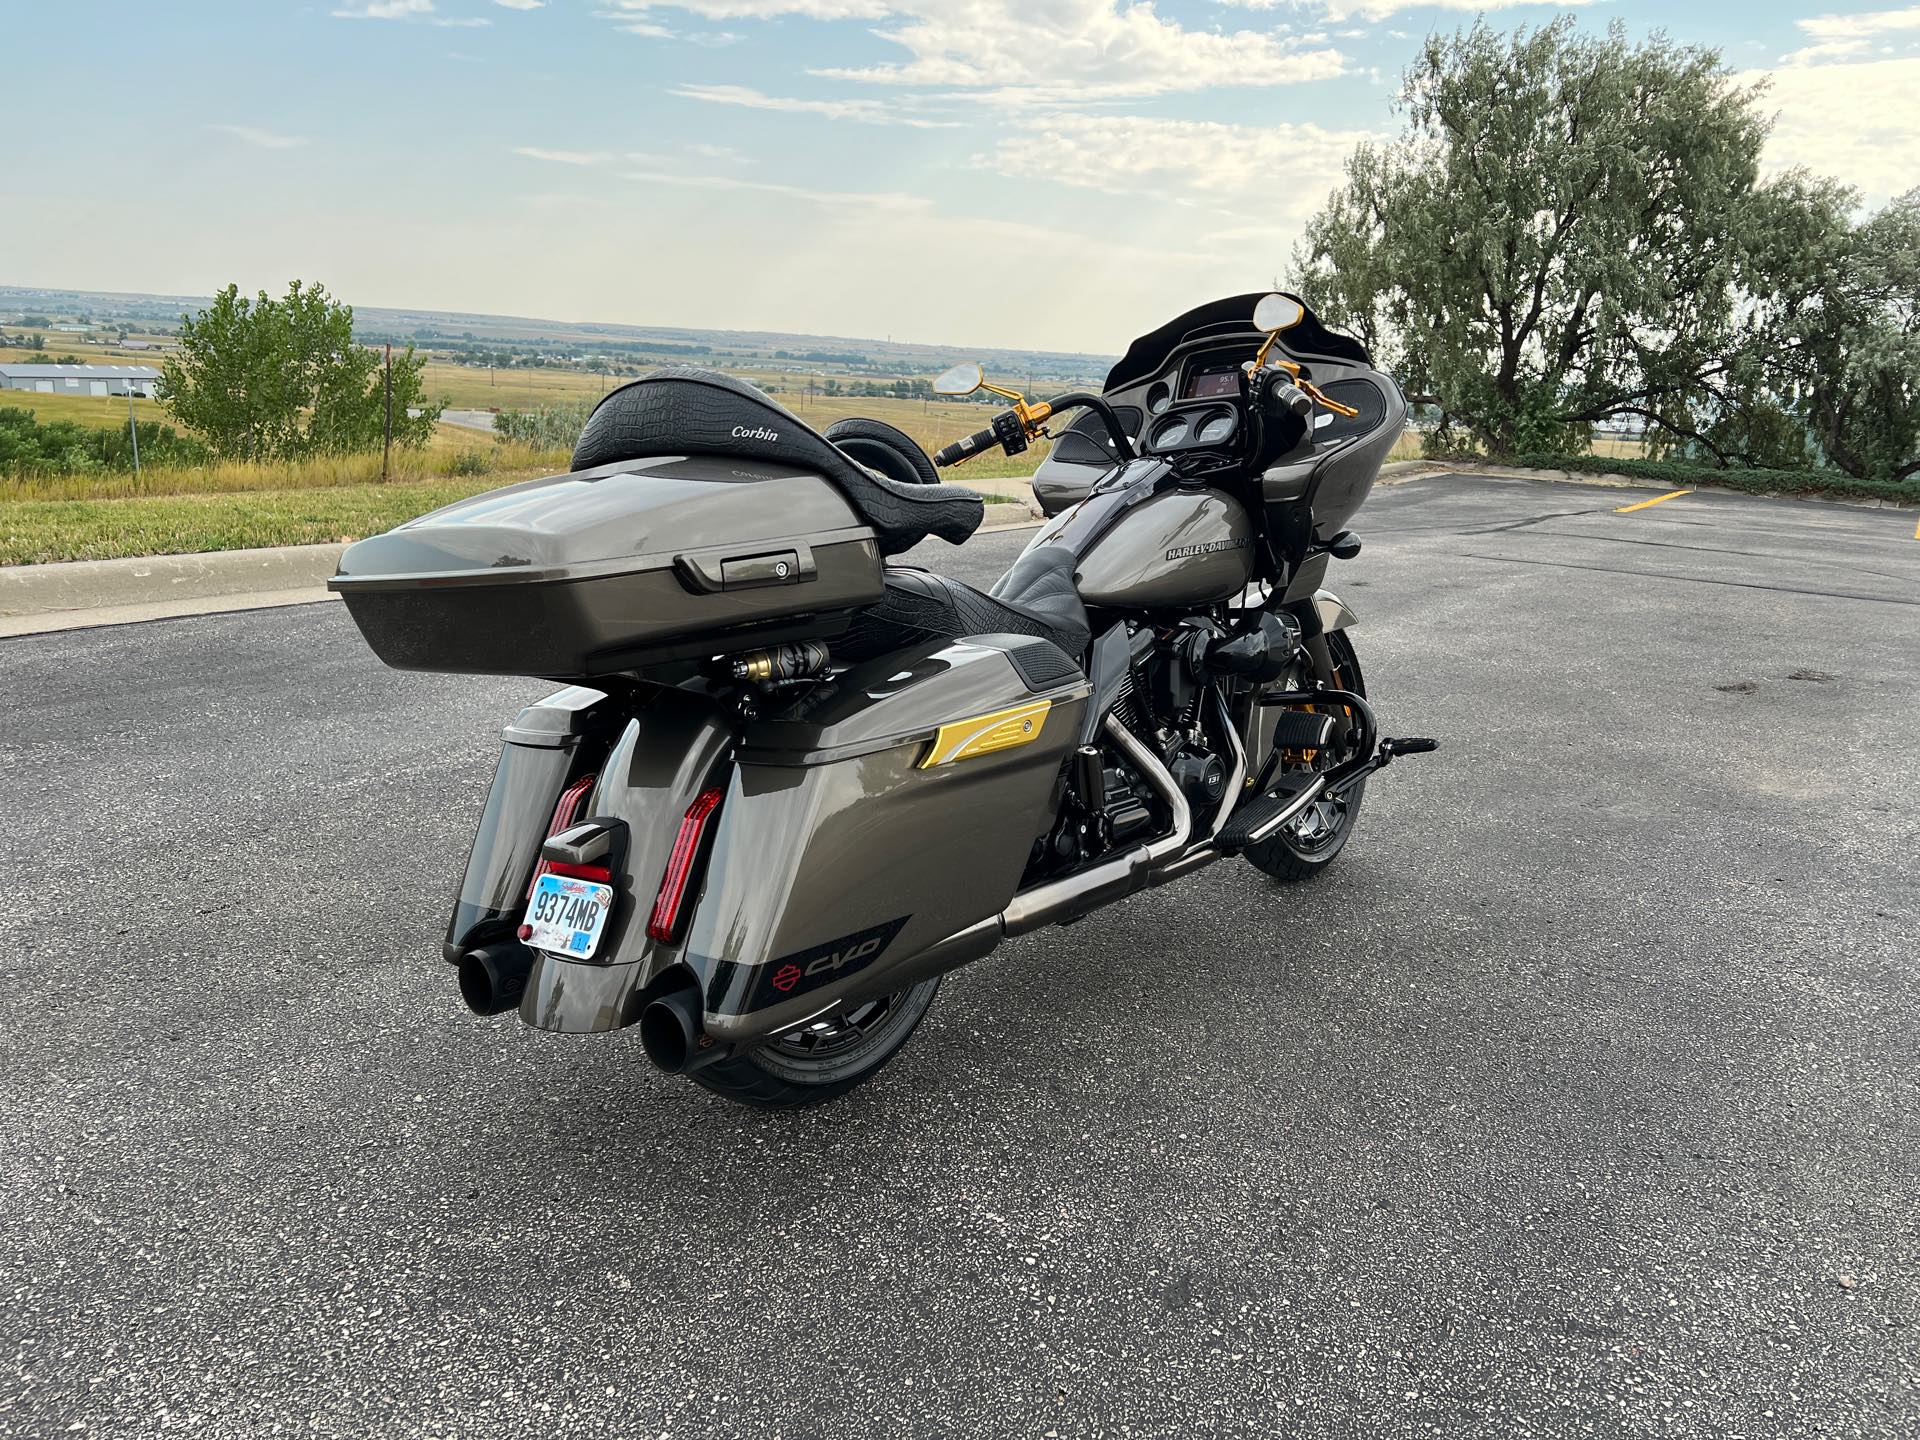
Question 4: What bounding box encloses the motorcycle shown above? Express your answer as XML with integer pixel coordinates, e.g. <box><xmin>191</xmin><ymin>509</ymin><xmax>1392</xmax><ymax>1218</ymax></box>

<box><xmin>330</xmin><ymin>292</ymin><xmax>1434</xmax><ymax>1108</ymax></box>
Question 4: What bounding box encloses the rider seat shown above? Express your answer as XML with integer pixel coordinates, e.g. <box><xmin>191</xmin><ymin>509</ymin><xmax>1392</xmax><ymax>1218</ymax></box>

<box><xmin>837</xmin><ymin>545</ymin><xmax>1090</xmax><ymax>666</ymax></box>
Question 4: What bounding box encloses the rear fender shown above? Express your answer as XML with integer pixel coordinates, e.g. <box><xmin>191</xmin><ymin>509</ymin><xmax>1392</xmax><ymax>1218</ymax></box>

<box><xmin>519</xmin><ymin>688</ymin><xmax>736</xmax><ymax>1034</ymax></box>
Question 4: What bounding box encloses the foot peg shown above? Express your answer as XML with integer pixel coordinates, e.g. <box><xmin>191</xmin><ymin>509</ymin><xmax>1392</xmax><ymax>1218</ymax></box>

<box><xmin>1381</xmin><ymin>737</ymin><xmax>1438</xmax><ymax>758</ymax></box>
<box><xmin>1215</xmin><ymin>773</ymin><xmax>1326</xmax><ymax>854</ymax></box>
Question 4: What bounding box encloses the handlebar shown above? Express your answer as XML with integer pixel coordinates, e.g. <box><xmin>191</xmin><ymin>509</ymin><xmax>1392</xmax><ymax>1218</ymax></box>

<box><xmin>931</xmin><ymin>390</ymin><xmax>1138</xmax><ymax>469</ymax></box>
<box><xmin>932</xmin><ymin>425</ymin><xmax>1001</xmax><ymax>468</ymax></box>
<box><xmin>1260</xmin><ymin>373</ymin><xmax>1314</xmax><ymax>418</ymax></box>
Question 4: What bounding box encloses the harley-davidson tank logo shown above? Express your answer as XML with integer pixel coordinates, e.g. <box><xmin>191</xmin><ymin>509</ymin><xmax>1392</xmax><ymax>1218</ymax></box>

<box><xmin>749</xmin><ymin>916</ymin><xmax>910</xmax><ymax>1009</ymax></box>
<box><xmin>1165</xmin><ymin>537</ymin><xmax>1248</xmax><ymax>561</ymax></box>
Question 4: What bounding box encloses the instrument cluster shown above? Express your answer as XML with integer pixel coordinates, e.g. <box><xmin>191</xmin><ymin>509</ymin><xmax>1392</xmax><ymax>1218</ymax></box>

<box><xmin>1147</xmin><ymin>403</ymin><xmax>1239</xmax><ymax>455</ymax></box>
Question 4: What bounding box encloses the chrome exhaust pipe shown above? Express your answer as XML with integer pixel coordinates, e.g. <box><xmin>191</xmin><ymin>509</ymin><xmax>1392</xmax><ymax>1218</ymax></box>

<box><xmin>458</xmin><ymin>941</ymin><xmax>535</xmax><ymax>1016</ymax></box>
<box><xmin>1001</xmin><ymin>714</ymin><xmax>1193</xmax><ymax>936</ymax></box>
<box><xmin>875</xmin><ymin>702</ymin><xmax>1244</xmax><ymax>992</ymax></box>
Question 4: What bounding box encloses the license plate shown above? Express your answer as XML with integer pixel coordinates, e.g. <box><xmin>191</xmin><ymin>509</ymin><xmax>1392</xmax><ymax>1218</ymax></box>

<box><xmin>525</xmin><ymin>871</ymin><xmax>614</xmax><ymax>959</ymax></box>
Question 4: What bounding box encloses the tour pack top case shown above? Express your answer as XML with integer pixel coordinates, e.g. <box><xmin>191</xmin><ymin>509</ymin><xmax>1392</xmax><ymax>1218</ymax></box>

<box><xmin>329</xmin><ymin>369</ymin><xmax>989</xmax><ymax>679</ymax></box>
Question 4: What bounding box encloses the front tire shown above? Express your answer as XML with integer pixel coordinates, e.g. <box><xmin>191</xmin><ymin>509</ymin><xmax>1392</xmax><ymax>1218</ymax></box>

<box><xmin>690</xmin><ymin>979</ymin><xmax>941</xmax><ymax>1109</ymax></box>
<box><xmin>1243</xmin><ymin>631</ymin><xmax>1368</xmax><ymax>884</ymax></box>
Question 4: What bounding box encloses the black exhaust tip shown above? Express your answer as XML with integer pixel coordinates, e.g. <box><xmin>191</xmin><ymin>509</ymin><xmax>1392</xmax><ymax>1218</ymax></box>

<box><xmin>639</xmin><ymin>984</ymin><xmax>706</xmax><ymax>1074</ymax></box>
<box><xmin>458</xmin><ymin>942</ymin><xmax>535</xmax><ymax>1017</ymax></box>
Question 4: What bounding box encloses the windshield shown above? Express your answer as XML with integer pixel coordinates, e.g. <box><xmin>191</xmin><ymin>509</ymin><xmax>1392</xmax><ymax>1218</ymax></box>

<box><xmin>1104</xmin><ymin>292</ymin><xmax>1370</xmax><ymax>393</ymax></box>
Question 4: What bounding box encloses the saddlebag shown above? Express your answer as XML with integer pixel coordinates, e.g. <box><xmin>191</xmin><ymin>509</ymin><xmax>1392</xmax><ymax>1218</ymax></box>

<box><xmin>683</xmin><ymin>634</ymin><xmax>1089</xmax><ymax>1043</ymax></box>
<box><xmin>329</xmin><ymin>455</ymin><xmax>885</xmax><ymax>678</ymax></box>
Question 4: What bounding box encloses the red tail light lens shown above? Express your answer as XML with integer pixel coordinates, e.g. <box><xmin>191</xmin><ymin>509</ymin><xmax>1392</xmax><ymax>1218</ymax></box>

<box><xmin>524</xmin><ymin>774</ymin><xmax>598</xmax><ymax>901</ymax></box>
<box><xmin>647</xmin><ymin>787</ymin><xmax>724</xmax><ymax>944</ymax></box>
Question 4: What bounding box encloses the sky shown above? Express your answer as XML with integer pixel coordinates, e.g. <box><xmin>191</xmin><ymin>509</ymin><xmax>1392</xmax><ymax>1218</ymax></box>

<box><xmin>1</xmin><ymin>0</ymin><xmax>1916</xmax><ymax>353</ymax></box>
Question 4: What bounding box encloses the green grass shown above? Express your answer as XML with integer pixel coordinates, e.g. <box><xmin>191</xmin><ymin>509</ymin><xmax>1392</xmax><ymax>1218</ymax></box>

<box><xmin>0</xmin><ymin>479</ymin><xmax>514</xmax><ymax>566</ymax></box>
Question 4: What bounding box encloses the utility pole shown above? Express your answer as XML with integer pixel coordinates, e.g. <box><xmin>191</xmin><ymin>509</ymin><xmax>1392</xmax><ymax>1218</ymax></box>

<box><xmin>126</xmin><ymin>381</ymin><xmax>141</xmax><ymax>483</ymax></box>
<box><xmin>382</xmin><ymin>343</ymin><xmax>393</xmax><ymax>482</ymax></box>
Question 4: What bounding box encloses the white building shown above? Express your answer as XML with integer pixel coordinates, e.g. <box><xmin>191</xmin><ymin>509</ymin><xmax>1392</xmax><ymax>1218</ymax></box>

<box><xmin>0</xmin><ymin>363</ymin><xmax>161</xmax><ymax>398</ymax></box>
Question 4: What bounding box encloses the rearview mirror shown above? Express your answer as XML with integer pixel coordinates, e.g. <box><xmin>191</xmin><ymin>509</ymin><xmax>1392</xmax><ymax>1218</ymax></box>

<box><xmin>1254</xmin><ymin>293</ymin><xmax>1304</xmax><ymax>333</ymax></box>
<box><xmin>933</xmin><ymin>362</ymin><xmax>984</xmax><ymax>396</ymax></box>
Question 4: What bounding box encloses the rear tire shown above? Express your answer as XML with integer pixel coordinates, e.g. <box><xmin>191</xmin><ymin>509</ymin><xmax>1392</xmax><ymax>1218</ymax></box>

<box><xmin>1243</xmin><ymin>631</ymin><xmax>1368</xmax><ymax>884</ymax></box>
<box><xmin>689</xmin><ymin>979</ymin><xmax>941</xmax><ymax>1109</ymax></box>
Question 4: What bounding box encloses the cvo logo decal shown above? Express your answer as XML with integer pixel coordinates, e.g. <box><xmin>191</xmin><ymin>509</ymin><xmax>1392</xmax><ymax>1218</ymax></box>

<box><xmin>731</xmin><ymin>424</ymin><xmax>779</xmax><ymax>443</ymax></box>
<box><xmin>751</xmin><ymin>916</ymin><xmax>910</xmax><ymax>1008</ymax></box>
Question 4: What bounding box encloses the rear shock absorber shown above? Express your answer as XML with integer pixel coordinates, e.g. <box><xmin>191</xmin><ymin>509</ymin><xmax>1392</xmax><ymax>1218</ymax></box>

<box><xmin>730</xmin><ymin>640</ymin><xmax>831</xmax><ymax>683</ymax></box>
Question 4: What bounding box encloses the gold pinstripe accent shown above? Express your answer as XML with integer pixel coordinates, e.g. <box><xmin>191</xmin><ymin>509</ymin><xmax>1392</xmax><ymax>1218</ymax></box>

<box><xmin>918</xmin><ymin>700</ymin><xmax>1052</xmax><ymax>769</ymax></box>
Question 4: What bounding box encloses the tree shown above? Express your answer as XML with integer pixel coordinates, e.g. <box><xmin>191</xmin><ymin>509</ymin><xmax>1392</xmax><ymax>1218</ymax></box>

<box><xmin>158</xmin><ymin>280</ymin><xmax>443</xmax><ymax>462</ymax></box>
<box><xmin>1294</xmin><ymin>19</ymin><xmax>1790</xmax><ymax>458</ymax></box>
<box><xmin>1743</xmin><ymin>188</ymin><xmax>1920</xmax><ymax>480</ymax></box>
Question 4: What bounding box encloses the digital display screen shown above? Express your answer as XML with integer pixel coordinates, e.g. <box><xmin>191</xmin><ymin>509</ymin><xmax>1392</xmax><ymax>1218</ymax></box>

<box><xmin>1186</xmin><ymin>367</ymin><xmax>1240</xmax><ymax>399</ymax></box>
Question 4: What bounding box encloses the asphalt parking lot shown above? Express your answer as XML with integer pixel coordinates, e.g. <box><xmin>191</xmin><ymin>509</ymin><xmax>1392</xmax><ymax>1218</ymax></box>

<box><xmin>3</xmin><ymin>472</ymin><xmax>1916</xmax><ymax>1438</ymax></box>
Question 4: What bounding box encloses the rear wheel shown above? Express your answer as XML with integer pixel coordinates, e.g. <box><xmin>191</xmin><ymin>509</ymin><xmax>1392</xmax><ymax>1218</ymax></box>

<box><xmin>690</xmin><ymin>979</ymin><xmax>941</xmax><ymax>1109</ymax></box>
<box><xmin>1243</xmin><ymin>631</ymin><xmax>1367</xmax><ymax>884</ymax></box>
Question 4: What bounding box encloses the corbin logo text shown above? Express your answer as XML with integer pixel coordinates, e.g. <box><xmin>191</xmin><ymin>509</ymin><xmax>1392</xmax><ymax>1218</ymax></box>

<box><xmin>731</xmin><ymin>424</ymin><xmax>779</xmax><ymax>443</ymax></box>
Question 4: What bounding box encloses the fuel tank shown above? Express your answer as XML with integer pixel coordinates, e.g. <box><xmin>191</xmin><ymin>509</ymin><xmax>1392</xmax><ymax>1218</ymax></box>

<box><xmin>1073</xmin><ymin>488</ymin><xmax>1254</xmax><ymax>609</ymax></box>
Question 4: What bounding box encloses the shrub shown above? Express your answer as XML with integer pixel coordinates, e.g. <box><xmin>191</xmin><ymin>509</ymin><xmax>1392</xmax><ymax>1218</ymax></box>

<box><xmin>1508</xmin><ymin>452</ymin><xmax>1920</xmax><ymax>504</ymax></box>
<box><xmin>494</xmin><ymin>402</ymin><xmax>593</xmax><ymax>450</ymax></box>
<box><xmin>445</xmin><ymin>448</ymin><xmax>493</xmax><ymax>477</ymax></box>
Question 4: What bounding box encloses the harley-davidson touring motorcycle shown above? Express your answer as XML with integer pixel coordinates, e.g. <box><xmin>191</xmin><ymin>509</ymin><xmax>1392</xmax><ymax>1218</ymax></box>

<box><xmin>331</xmin><ymin>292</ymin><xmax>1433</xmax><ymax>1108</ymax></box>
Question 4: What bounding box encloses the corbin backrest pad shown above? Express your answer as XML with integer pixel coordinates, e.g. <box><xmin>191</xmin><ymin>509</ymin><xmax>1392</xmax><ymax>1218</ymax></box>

<box><xmin>571</xmin><ymin>367</ymin><xmax>984</xmax><ymax>556</ymax></box>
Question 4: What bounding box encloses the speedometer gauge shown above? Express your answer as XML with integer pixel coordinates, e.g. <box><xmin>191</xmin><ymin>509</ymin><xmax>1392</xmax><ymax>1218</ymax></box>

<box><xmin>1197</xmin><ymin>411</ymin><xmax>1236</xmax><ymax>444</ymax></box>
<box><xmin>1151</xmin><ymin>417</ymin><xmax>1190</xmax><ymax>450</ymax></box>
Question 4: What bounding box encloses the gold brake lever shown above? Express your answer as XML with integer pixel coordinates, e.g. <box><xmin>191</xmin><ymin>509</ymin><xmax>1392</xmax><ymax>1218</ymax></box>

<box><xmin>1300</xmin><ymin>380</ymin><xmax>1360</xmax><ymax>419</ymax></box>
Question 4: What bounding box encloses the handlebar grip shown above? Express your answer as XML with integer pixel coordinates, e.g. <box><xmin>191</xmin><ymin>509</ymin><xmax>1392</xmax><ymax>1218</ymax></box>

<box><xmin>1263</xmin><ymin>375</ymin><xmax>1314</xmax><ymax>417</ymax></box>
<box><xmin>933</xmin><ymin>424</ymin><xmax>1001</xmax><ymax>468</ymax></box>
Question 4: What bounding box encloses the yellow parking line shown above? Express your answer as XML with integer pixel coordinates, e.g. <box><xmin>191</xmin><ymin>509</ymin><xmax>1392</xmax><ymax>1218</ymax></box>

<box><xmin>1913</xmin><ymin>514</ymin><xmax>1920</xmax><ymax>541</ymax></box>
<box><xmin>1615</xmin><ymin>489</ymin><xmax>1692</xmax><ymax>514</ymax></box>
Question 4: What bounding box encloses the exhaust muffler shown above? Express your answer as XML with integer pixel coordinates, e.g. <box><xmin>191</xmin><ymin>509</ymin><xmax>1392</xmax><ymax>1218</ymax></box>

<box><xmin>639</xmin><ymin>982</ymin><xmax>714</xmax><ymax>1074</ymax></box>
<box><xmin>458</xmin><ymin>941</ymin><xmax>535</xmax><ymax>1017</ymax></box>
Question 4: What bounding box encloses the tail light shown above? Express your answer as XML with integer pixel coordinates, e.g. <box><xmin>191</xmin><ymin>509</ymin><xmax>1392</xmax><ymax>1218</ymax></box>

<box><xmin>647</xmin><ymin>787</ymin><xmax>724</xmax><ymax>944</ymax></box>
<box><xmin>523</xmin><ymin>774</ymin><xmax>598</xmax><ymax>902</ymax></box>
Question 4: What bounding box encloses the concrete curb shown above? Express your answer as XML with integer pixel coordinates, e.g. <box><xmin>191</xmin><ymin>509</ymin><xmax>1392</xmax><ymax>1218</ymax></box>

<box><xmin>0</xmin><ymin>542</ymin><xmax>348</xmax><ymax>620</ymax></box>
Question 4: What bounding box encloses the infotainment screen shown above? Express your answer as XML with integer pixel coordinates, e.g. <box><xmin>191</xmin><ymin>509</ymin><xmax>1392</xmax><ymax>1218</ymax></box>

<box><xmin>1185</xmin><ymin>364</ymin><xmax>1240</xmax><ymax>399</ymax></box>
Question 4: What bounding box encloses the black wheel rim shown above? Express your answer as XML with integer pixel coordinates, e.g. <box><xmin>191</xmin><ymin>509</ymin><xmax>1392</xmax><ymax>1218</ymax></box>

<box><xmin>763</xmin><ymin>993</ymin><xmax>903</xmax><ymax>1062</ymax></box>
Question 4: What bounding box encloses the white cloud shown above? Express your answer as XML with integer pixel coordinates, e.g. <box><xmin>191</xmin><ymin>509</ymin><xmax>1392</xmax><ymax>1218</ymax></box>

<box><xmin>979</xmin><ymin>111</ymin><xmax>1377</xmax><ymax>224</ymax></box>
<box><xmin>1744</xmin><ymin>56</ymin><xmax>1920</xmax><ymax>207</ymax></box>
<box><xmin>601</xmin><ymin>0</ymin><xmax>1345</xmax><ymax>100</ymax></box>
<box><xmin>495</xmin><ymin>0</ymin><xmax>545</xmax><ymax>8</ymax></box>
<box><xmin>1781</xmin><ymin>5</ymin><xmax>1920</xmax><ymax>64</ymax></box>
<box><xmin>618</xmin><ymin>169</ymin><xmax>933</xmax><ymax>212</ymax></box>
<box><xmin>332</xmin><ymin>0</ymin><xmax>491</xmax><ymax>22</ymax></box>
<box><xmin>671</xmin><ymin>82</ymin><xmax>957</xmax><ymax>127</ymax></box>
<box><xmin>332</xmin><ymin>0</ymin><xmax>434</xmax><ymax>16</ymax></box>
<box><xmin>207</xmin><ymin>124</ymin><xmax>310</xmax><ymax>149</ymax></box>
<box><xmin>512</xmin><ymin>146</ymin><xmax>614</xmax><ymax>166</ymax></box>
<box><xmin>1310</xmin><ymin>0</ymin><xmax>1582</xmax><ymax>19</ymax></box>
<box><xmin>596</xmin><ymin>0</ymin><xmax>887</xmax><ymax>16</ymax></box>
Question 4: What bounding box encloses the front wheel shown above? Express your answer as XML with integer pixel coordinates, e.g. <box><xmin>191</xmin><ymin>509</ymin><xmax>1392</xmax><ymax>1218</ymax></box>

<box><xmin>1243</xmin><ymin>630</ymin><xmax>1368</xmax><ymax>884</ymax></box>
<box><xmin>690</xmin><ymin>979</ymin><xmax>941</xmax><ymax>1109</ymax></box>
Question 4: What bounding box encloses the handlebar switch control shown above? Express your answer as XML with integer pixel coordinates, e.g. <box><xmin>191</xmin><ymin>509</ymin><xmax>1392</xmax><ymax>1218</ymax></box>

<box><xmin>992</xmin><ymin>408</ymin><xmax>1030</xmax><ymax>458</ymax></box>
